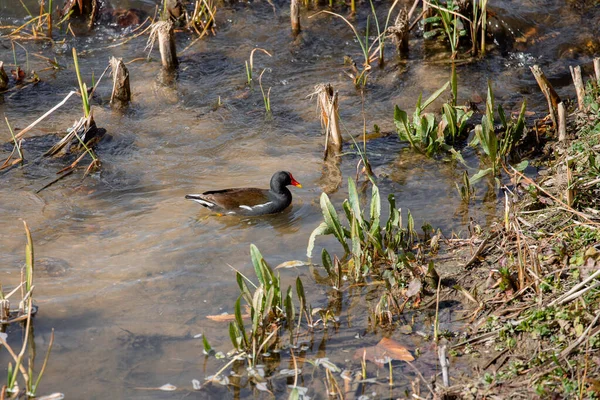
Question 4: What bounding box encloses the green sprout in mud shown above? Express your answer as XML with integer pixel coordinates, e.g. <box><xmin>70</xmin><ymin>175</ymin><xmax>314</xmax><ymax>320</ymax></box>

<box><xmin>423</xmin><ymin>0</ymin><xmax>488</xmax><ymax>59</ymax></box>
<box><xmin>307</xmin><ymin>178</ymin><xmax>435</xmax><ymax>323</ymax></box>
<box><xmin>468</xmin><ymin>81</ymin><xmax>527</xmax><ymax>186</ymax></box>
<box><xmin>227</xmin><ymin>245</ymin><xmax>308</xmax><ymax>368</ymax></box>
<box><xmin>245</xmin><ymin>48</ymin><xmax>271</xmax><ymax>87</ymax></box>
<box><xmin>394</xmin><ymin>81</ymin><xmax>450</xmax><ymax>156</ymax></box>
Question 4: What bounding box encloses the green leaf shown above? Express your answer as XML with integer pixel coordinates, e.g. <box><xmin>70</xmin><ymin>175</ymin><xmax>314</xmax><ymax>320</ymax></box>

<box><xmin>498</xmin><ymin>104</ymin><xmax>507</xmax><ymax>129</ymax></box>
<box><xmin>285</xmin><ymin>286</ymin><xmax>295</xmax><ymax>330</ymax></box>
<box><xmin>443</xmin><ymin>103</ymin><xmax>457</xmax><ymax>140</ymax></box>
<box><xmin>448</xmin><ymin>148</ymin><xmax>467</xmax><ymax>166</ymax></box>
<box><xmin>250</xmin><ymin>244</ymin><xmax>266</xmax><ymax>286</ymax></box>
<box><xmin>422</xmin><ymin>28</ymin><xmax>442</xmax><ymax>39</ymax></box>
<box><xmin>515</xmin><ymin>160</ymin><xmax>529</xmax><ymax>172</ymax></box>
<box><xmin>369</xmin><ymin>184</ymin><xmax>380</xmax><ymax>234</ymax></box>
<box><xmin>351</xmin><ymin>217</ymin><xmax>362</xmax><ymax>260</ymax></box>
<box><xmin>386</xmin><ymin>194</ymin><xmax>400</xmax><ymax>231</ymax></box>
<box><xmin>237</xmin><ymin>272</ymin><xmax>253</xmax><ymax>305</ymax></box>
<box><xmin>469</xmin><ymin>167</ymin><xmax>493</xmax><ymax>184</ymax></box>
<box><xmin>234</xmin><ymin>297</ymin><xmax>248</xmax><ymax>347</ymax></box>
<box><xmin>394</xmin><ymin>105</ymin><xmax>410</xmax><ymax>137</ymax></box>
<box><xmin>296</xmin><ymin>277</ymin><xmax>307</xmax><ymax>314</ymax></box>
<box><xmin>347</xmin><ymin>178</ymin><xmax>362</xmax><ymax>223</ymax></box>
<box><xmin>421</xmin><ymin>81</ymin><xmax>450</xmax><ymax>111</ymax></box>
<box><xmin>252</xmin><ymin>287</ymin><xmax>264</xmax><ymax>334</ymax></box>
<box><xmin>319</xmin><ymin>192</ymin><xmax>349</xmax><ymax>251</ymax></box>
<box><xmin>422</xmin><ymin>16</ymin><xmax>442</xmax><ymax>24</ymax></box>
<box><xmin>321</xmin><ymin>248</ymin><xmax>333</xmax><ymax>276</ymax></box>
<box><xmin>307</xmin><ymin>222</ymin><xmax>332</xmax><ymax>258</ymax></box>
<box><xmin>264</xmin><ymin>287</ymin><xmax>275</xmax><ymax>321</ymax></box>
<box><xmin>229</xmin><ymin>322</ymin><xmax>240</xmax><ymax>350</ymax></box>
<box><xmin>202</xmin><ymin>334</ymin><xmax>213</xmax><ymax>354</ymax></box>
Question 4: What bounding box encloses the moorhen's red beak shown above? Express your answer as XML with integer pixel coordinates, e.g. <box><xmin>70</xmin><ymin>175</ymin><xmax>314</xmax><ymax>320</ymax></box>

<box><xmin>290</xmin><ymin>174</ymin><xmax>302</xmax><ymax>188</ymax></box>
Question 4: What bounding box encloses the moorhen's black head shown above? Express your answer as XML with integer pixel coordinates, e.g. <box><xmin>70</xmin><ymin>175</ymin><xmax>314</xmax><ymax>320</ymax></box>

<box><xmin>270</xmin><ymin>171</ymin><xmax>302</xmax><ymax>193</ymax></box>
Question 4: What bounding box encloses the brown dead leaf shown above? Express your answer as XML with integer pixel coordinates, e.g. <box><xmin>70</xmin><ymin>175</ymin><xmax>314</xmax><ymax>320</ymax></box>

<box><xmin>354</xmin><ymin>337</ymin><xmax>414</xmax><ymax>364</ymax></box>
<box><xmin>207</xmin><ymin>306</ymin><xmax>251</xmax><ymax>322</ymax></box>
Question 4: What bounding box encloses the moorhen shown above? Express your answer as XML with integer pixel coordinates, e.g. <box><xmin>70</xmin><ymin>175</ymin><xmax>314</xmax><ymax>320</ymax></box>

<box><xmin>185</xmin><ymin>171</ymin><xmax>302</xmax><ymax>216</ymax></box>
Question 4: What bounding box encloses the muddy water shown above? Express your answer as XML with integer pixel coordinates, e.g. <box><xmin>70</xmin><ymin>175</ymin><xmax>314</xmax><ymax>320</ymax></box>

<box><xmin>0</xmin><ymin>0</ymin><xmax>598</xmax><ymax>397</ymax></box>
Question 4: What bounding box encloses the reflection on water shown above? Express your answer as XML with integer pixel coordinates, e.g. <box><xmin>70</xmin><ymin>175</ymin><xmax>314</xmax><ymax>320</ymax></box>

<box><xmin>1</xmin><ymin>0</ymin><xmax>598</xmax><ymax>397</ymax></box>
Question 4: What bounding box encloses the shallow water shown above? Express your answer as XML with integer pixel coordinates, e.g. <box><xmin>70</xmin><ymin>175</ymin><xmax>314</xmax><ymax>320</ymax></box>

<box><xmin>0</xmin><ymin>0</ymin><xmax>598</xmax><ymax>397</ymax></box>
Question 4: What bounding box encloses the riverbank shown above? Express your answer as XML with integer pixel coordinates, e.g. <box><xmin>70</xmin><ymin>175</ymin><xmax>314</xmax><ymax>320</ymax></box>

<box><xmin>440</xmin><ymin>71</ymin><xmax>600</xmax><ymax>399</ymax></box>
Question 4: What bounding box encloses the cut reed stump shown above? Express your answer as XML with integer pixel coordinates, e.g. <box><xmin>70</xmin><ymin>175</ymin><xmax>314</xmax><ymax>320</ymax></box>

<box><xmin>0</xmin><ymin>61</ymin><xmax>8</xmax><ymax>91</ymax></box>
<box><xmin>569</xmin><ymin>65</ymin><xmax>585</xmax><ymax>110</ymax></box>
<box><xmin>530</xmin><ymin>65</ymin><xmax>561</xmax><ymax>128</ymax></box>
<box><xmin>149</xmin><ymin>21</ymin><xmax>179</xmax><ymax>70</ymax></box>
<box><xmin>388</xmin><ymin>7</ymin><xmax>409</xmax><ymax>57</ymax></box>
<box><xmin>109</xmin><ymin>57</ymin><xmax>131</xmax><ymax>109</ymax></box>
<box><xmin>315</xmin><ymin>84</ymin><xmax>342</xmax><ymax>160</ymax></box>
<box><xmin>594</xmin><ymin>57</ymin><xmax>600</xmax><ymax>83</ymax></box>
<box><xmin>290</xmin><ymin>0</ymin><xmax>301</xmax><ymax>35</ymax></box>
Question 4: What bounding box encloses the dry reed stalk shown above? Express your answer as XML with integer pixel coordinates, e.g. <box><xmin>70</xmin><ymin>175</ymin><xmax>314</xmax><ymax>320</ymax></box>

<box><xmin>530</xmin><ymin>65</ymin><xmax>561</xmax><ymax>128</ymax></box>
<box><xmin>594</xmin><ymin>58</ymin><xmax>600</xmax><ymax>82</ymax></box>
<box><xmin>570</xmin><ymin>65</ymin><xmax>585</xmax><ymax>110</ymax></box>
<box><xmin>148</xmin><ymin>21</ymin><xmax>178</xmax><ymax>70</ymax></box>
<box><xmin>566</xmin><ymin>161</ymin><xmax>574</xmax><ymax>207</ymax></box>
<box><xmin>109</xmin><ymin>57</ymin><xmax>131</xmax><ymax>108</ymax></box>
<box><xmin>0</xmin><ymin>61</ymin><xmax>8</xmax><ymax>91</ymax></box>
<box><xmin>388</xmin><ymin>7</ymin><xmax>409</xmax><ymax>56</ymax></box>
<box><xmin>558</xmin><ymin>101</ymin><xmax>566</xmax><ymax>142</ymax></box>
<box><xmin>290</xmin><ymin>0</ymin><xmax>301</xmax><ymax>35</ymax></box>
<box><xmin>438</xmin><ymin>343</ymin><xmax>449</xmax><ymax>387</ymax></box>
<box><xmin>314</xmin><ymin>84</ymin><xmax>342</xmax><ymax>160</ymax></box>
<box><xmin>13</xmin><ymin>91</ymin><xmax>78</xmax><ymax>141</ymax></box>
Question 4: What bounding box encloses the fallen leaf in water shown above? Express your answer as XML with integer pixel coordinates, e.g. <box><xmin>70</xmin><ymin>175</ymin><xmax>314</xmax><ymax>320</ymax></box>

<box><xmin>192</xmin><ymin>379</ymin><xmax>201</xmax><ymax>390</ymax></box>
<box><xmin>37</xmin><ymin>394</ymin><xmax>65</xmax><ymax>400</ymax></box>
<box><xmin>206</xmin><ymin>306</ymin><xmax>251</xmax><ymax>322</ymax></box>
<box><xmin>159</xmin><ymin>383</ymin><xmax>176</xmax><ymax>391</ymax></box>
<box><xmin>354</xmin><ymin>337</ymin><xmax>414</xmax><ymax>364</ymax></box>
<box><xmin>406</xmin><ymin>279</ymin><xmax>422</xmax><ymax>298</ymax></box>
<box><xmin>275</xmin><ymin>260</ymin><xmax>307</xmax><ymax>269</ymax></box>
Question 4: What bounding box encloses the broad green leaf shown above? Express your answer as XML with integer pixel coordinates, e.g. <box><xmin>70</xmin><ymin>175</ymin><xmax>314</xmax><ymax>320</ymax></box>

<box><xmin>264</xmin><ymin>286</ymin><xmax>275</xmax><ymax>321</ymax></box>
<box><xmin>234</xmin><ymin>296</ymin><xmax>248</xmax><ymax>347</ymax></box>
<box><xmin>469</xmin><ymin>167</ymin><xmax>493</xmax><ymax>184</ymax></box>
<box><xmin>515</xmin><ymin>160</ymin><xmax>529</xmax><ymax>172</ymax></box>
<box><xmin>319</xmin><ymin>193</ymin><xmax>348</xmax><ymax>251</ymax></box>
<box><xmin>250</xmin><ymin>244</ymin><xmax>266</xmax><ymax>286</ymax></box>
<box><xmin>252</xmin><ymin>287</ymin><xmax>264</xmax><ymax>334</ymax></box>
<box><xmin>296</xmin><ymin>277</ymin><xmax>307</xmax><ymax>314</ymax></box>
<box><xmin>513</xmin><ymin>99</ymin><xmax>527</xmax><ymax>142</ymax></box>
<box><xmin>443</xmin><ymin>103</ymin><xmax>457</xmax><ymax>140</ymax></box>
<box><xmin>351</xmin><ymin>218</ymin><xmax>362</xmax><ymax>259</ymax></box>
<box><xmin>237</xmin><ymin>272</ymin><xmax>253</xmax><ymax>305</ymax></box>
<box><xmin>229</xmin><ymin>322</ymin><xmax>240</xmax><ymax>350</ymax></box>
<box><xmin>307</xmin><ymin>222</ymin><xmax>332</xmax><ymax>258</ymax></box>
<box><xmin>497</xmin><ymin>104</ymin><xmax>507</xmax><ymax>129</ymax></box>
<box><xmin>321</xmin><ymin>248</ymin><xmax>333</xmax><ymax>276</ymax></box>
<box><xmin>421</xmin><ymin>81</ymin><xmax>449</xmax><ymax>111</ymax></box>
<box><xmin>369</xmin><ymin>184</ymin><xmax>381</xmax><ymax>234</ymax></box>
<box><xmin>347</xmin><ymin>178</ymin><xmax>362</xmax><ymax>223</ymax></box>
<box><xmin>285</xmin><ymin>286</ymin><xmax>295</xmax><ymax>330</ymax></box>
